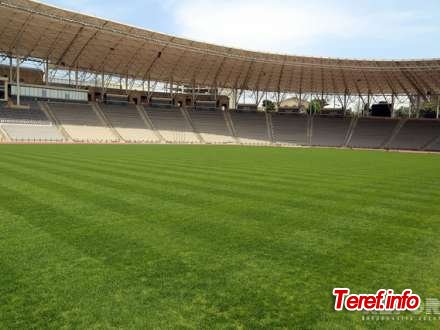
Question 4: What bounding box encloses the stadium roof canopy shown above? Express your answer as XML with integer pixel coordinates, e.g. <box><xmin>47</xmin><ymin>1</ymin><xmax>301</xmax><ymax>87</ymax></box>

<box><xmin>1</xmin><ymin>0</ymin><xmax>440</xmax><ymax>96</ymax></box>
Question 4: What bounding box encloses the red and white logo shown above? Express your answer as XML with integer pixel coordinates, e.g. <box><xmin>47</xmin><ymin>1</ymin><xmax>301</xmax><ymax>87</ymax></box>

<box><xmin>333</xmin><ymin>288</ymin><xmax>421</xmax><ymax>312</ymax></box>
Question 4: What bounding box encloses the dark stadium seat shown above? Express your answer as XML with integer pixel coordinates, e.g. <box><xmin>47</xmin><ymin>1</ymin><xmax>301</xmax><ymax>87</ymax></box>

<box><xmin>427</xmin><ymin>136</ymin><xmax>440</xmax><ymax>151</ymax></box>
<box><xmin>271</xmin><ymin>113</ymin><xmax>308</xmax><ymax>145</ymax></box>
<box><xmin>230</xmin><ymin>111</ymin><xmax>270</xmax><ymax>144</ymax></box>
<box><xmin>188</xmin><ymin>110</ymin><xmax>234</xmax><ymax>143</ymax></box>
<box><xmin>144</xmin><ymin>107</ymin><xmax>198</xmax><ymax>143</ymax></box>
<box><xmin>389</xmin><ymin>119</ymin><xmax>440</xmax><ymax>150</ymax></box>
<box><xmin>0</xmin><ymin>101</ymin><xmax>50</xmax><ymax>124</ymax></box>
<box><xmin>311</xmin><ymin>116</ymin><xmax>351</xmax><ymax>147</ymax></box>
<box><xmin>349</xmin><ymin>118</ymin><xmax>398</xmax><ymax>149</ymax></box>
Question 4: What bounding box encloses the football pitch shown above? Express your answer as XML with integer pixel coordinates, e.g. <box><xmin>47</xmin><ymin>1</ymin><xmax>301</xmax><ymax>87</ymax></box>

<box><xmin>0</xmin><ymin>144</ymin><xmax>439</xmax><ymax>329</ymax></box>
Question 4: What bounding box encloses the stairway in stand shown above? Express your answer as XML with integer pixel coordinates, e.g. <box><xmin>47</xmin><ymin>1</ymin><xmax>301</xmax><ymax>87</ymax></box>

<box><xmin>91</xmin><ymin>102</ymin><xmax>123</xmax><ymax>142</ymax></box>
<box><xmin>136</xmin><ymin>105</ymin><xmax>165</xmax><ymax>143</ymax></box>
<box><xmin>181</xmin><ymin>108</ymin><xmax>205</xmax><ymax>144</ymax></box>
<box><xmin>223</xmin><ymin>110</ymin><xmax>240</xmax><ymax>144</ymax></box>
<box><xmin>38</xmin><ymin>101</ymin><xmax>71</xmax><ymax>142</ymax></box>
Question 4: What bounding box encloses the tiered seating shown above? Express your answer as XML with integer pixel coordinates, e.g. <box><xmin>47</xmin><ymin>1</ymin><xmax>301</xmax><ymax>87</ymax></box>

<box><xmin>311</xmin><ymin>116</ymin><xmax>351</xmax><ymax>147</ymax></box>
<box><xmin>0</xmin><ymin>101</ymin><xmax>50</xmax><ymax>124</ymax></box>
<box><xmin>144</xmin><ymin>107</ymin><xmax>198</xmax><ymax>143</ymax></box>
<box><xmin>1</xmin><ymin>124</ymin><xmax>63</xmax><ymax>141</ymax></box>
<box><xmin>389</xmin><ymin>120</ymin><xmax>440</xmax><ymax>150</ymax></box>
<box><xmin>189</xmin><ymin>110</ymin><xmax>234</xmax><ymax>144</ymax></box>
<box><xmin>230</xmin><ymin>112</ymin><xmax>270</xmax><ymax>144</ymax></box>
<box><xmin>102</xmin><ymin>104</ymin><xmax>159</xmax><ymax>143</ymax></box>
<box><xmin>427</xmin><ymin>136</ymin><xmax>440</xmax><ymax>151</ymax></box>
<box><xmin>349</xmin><ymin>118</ymin><xmax>397</xmax><ymax>149</ymax></box>
<box><xmin>272</xmin><ymin>113</ymin><xmax>308</xmax><ymax>145</ymax></box>
<box><xmin>48</xmin><ymin>102</ymin><xmax>116</xmax><ymax>142</ymax></box>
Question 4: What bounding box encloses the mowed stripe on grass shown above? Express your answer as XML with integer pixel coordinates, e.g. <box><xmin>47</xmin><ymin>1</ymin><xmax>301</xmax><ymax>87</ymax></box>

<box><xmin>0</xmin><ymin>145</ymin><xmax>439</xmax><ymax>329</ymax></box>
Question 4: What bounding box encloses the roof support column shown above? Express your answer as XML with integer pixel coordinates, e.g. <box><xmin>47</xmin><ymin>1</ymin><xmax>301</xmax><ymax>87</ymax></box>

<box><xmin>9</xmin><ymin>55</ymin><xmax>13</xmax><ymax>81</ymax></box>
<box><xmin>101</xmin><ymin>72</ymin><xmax>105</xmax><ymax>102</ymax></box>
<box><xmin>416</xmin><ymin>95</ymin><xmax>421</xmax><ymax>119</ymax></box>
<box><xmin>16</xmin><ymin>55</ymin><xmax>21</xmax><ymax>106</ymax></box>
<box><xmin>365</xmin><ymin>93</ymin><xmax>371</xmax><ymax>117</ymax></box>
<box><xmin>75</xmin><ymin>67</ymin><xmax>78</xmax><ymax>90</ymax></box>
<box><xmin>170</xmin><ymin>78</ymin><xmax>173</xmax><ymax>99</ymax></box>
<box><xmin>436</xmin><ymin>95</ymin><xmax>439</xmax><ymax>119</ymax></box>
<box><xmin>192</xmin><ymin>81</ymin><xmax>196</xmax><ymax>108</ymax></box>
<box><xmin>233</xmin><ymin>88</ymin><xmax>239</xmax><ymax>109</ymax></box>
<box><xmin>44</xmin><ymin>59</ymin><xmax>49</xmax><ymax>85</ymax></box>
<box><xmin>390</xmin><ymin>94</ymin><xmax>395</xmax><ymax>118</ymax></box>
<box><xmin>343</xmin><ymin>92</ymin><xmax>348</xmax><ymax>116</ymax></box>
<box><xmin>146</xmin><ymin>77</ymin><xmax>152</xmax><ymax>105</ymax></box>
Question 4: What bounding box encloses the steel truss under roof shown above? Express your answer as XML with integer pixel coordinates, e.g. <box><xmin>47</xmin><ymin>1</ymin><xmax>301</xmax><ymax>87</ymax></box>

<box><xmin>1</xmin><ymin>0</ymin><xmax>440</xmax><ymax>97</ymax></box>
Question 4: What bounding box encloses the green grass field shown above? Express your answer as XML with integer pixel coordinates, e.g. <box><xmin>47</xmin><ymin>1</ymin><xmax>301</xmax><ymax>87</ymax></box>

<box><xmin>0</xmin><ymin>145</ymin><xmax>439</xmax><ymax>329</ymax></box>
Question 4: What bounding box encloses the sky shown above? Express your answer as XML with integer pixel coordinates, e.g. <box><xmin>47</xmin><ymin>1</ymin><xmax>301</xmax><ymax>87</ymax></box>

<box><xmin>41</xmin><ymin>0</ymin><xmax>440</xmax><ymax>59</ymax></box>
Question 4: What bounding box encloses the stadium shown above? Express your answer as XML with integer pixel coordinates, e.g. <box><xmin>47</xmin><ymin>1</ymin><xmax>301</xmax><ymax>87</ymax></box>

<box><xmin>0</xmin><ymin>0</ymin><xmax>439</xmax><ymax>328</ymax></box>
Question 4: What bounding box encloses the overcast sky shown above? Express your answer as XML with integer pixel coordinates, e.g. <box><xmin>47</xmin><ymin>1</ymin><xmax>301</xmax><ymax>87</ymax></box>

<box><xmin>42</xmin><ymin>0</ymin><xmax>440</xmax><ymax>59</ymax></box>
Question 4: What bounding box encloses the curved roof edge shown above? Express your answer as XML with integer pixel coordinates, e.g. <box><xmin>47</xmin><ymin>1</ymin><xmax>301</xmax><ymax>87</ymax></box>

<box><xmin>28</xmin><ymin>0</ymin><xmax>440</xmax><ymax>63</ymax></box>
<box><xmin>0</xmin><ymin>0</ymin><xmax>439</xmax><ymax>95</ymax></box>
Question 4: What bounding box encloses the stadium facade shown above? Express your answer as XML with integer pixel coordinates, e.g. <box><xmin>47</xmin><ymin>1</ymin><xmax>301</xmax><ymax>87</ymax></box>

<box><xmin>0</xmin><ymin>0</ymin><xmax>439</xmax><ymax>151</ymax></box>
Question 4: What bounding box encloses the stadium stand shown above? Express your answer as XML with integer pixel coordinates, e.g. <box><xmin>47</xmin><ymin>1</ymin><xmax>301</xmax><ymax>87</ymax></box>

<box><xmin>0</xmin><ymin>99</ymin><xmax>440</xmax><ymax>151</ymax></box>
<box><xmin>229</xmin><ymin>111</ymin><xmax>270</xmax><ymax>145</ymax></box>
<box><xmin>1</xmin><ymin>123</ymin><xmax>63</xmax><ymax>141</ymax></box>
<box><xmin>349</xmin><ymin>117</ymin><xmax>398</xmax><ymax>149</ymax></box>
<box><xmin>311</xmin><ymin>116</ymin><xmax>352</xmax><ymax>147</ymax></box>
<box><xmin>47</xmin><ymin>102</ymin><xmax>117</xmax><ymax>142</ymax></box>
<box><xmin>0</xmin><ymin>101</ymin><xmax>50</xmax><ymax>124</ymax></box>
<box><xmin>426</xmin><ymin>135</ymin><xmax>440</xmax><ymax>151</ymax></box>
<box><xmin>143</xmin><ymin>107</ymin><xmax>199</xmax><ymax>143</ymax></box>
<box><xmin>1</xmin><ymin>1</ymin><xmax>440</xmax><ymax>154</ymax></box>
<box><xmin>188</xmin><ymin>110</ymin><xmax>235</xmax><ymax>144</ymax></box>
<box><xmin>101</xmin><ymin>104</ymin><xmax>160</xmax><ymax>143</ymax></box>
<box><xmin>181</xmin><ymin>108</ymin><xmax>205</xmax><ymax>143</ymax></box>
<box><xmin>223</xmin><ymin>111</ymin><xmax>239</xmax><ymax>143</ymax></box>
<box><xmin>265</xmin><ymin>112</ymin><xmax>275</xmax><ymax>143</ymax></box>
<box><xmin>271</xmin><ymin>113</ymin><xmax>308</xmax><ymax>145</ymax></box>
<box><xmin>0</xmin><ymin>126</ymin><xmax>8</xmax><ymax>141</ymax></box>
<box><xmin>388</xmin><ymin>119</ymin><xmax>440</xmax><ymax>150</ymax></box>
